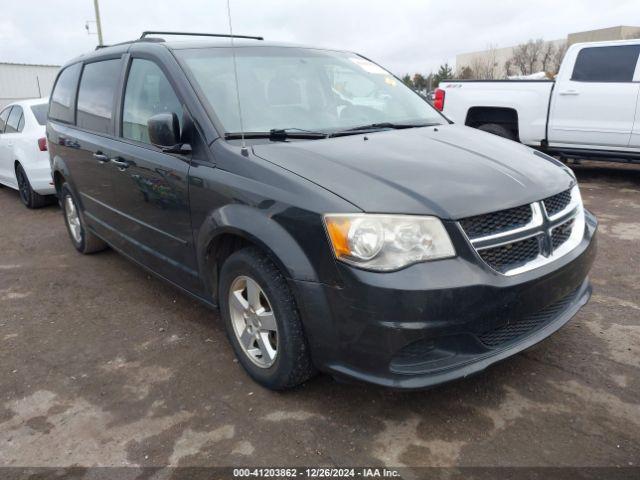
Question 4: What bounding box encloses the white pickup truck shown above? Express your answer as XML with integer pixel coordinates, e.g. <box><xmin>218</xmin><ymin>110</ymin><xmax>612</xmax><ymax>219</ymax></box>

<box><xmin>436</xmin><ymin>39</ymin><xmax>640</xmax><ymax>162</ymax></box>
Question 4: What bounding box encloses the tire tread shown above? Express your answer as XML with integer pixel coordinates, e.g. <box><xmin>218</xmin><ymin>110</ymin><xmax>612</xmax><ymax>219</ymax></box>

<box><xmin>220</xmin><ymin>247</ymin><xmax>316</xmax><ymax>390</ymax></box>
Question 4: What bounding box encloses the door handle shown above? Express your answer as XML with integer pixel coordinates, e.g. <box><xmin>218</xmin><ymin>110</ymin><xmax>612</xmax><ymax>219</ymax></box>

<box><xmin>93</xmin><ymin>152</ymin><xmax>109</xmax><ymax>163</ymax></box>
<box><xmin>559</xmin><ymin>90</ymin><xmax>579</xmax><ymax>96</ymax></box>
<box><xmin>110</xmin><ymin>157</ymin><xmax>130</xmax><ymax>170</ymax></box>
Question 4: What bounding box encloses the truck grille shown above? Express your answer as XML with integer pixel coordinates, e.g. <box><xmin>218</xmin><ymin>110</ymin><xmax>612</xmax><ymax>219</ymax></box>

<box><xmin>459</xmin><ymin>204</ymin><xmax>532</xmax><ymax>239</ymax></box>
<box><xmin>478</xmin><ymin>286</ymin><xmax>580</xmax><ymax>348</ymax></box>
<box><xmin>544</xmin><ymin>189</ymin><xmax>572</xmax><ymax>217</ymax></box>
<box><xmin>459</xmin><ymin>186</ymin><xmax>583</xmax><ymax>275</ymax></box>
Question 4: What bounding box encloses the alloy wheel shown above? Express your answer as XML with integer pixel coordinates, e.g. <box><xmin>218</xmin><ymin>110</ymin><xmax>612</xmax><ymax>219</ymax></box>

<box><xmin>64</xmin><ymin>195</ymin><xmax>82</xmax><ymax>244</ymax></box>
<box><xmin>228</xmin><ymin>275</ymin><xmax>279</xmax><ymax>368</ymax></box>
<box><xmin>16</xmin><ymin>168</ymin><xmax>29</xmax><ymax>205</ymax></box>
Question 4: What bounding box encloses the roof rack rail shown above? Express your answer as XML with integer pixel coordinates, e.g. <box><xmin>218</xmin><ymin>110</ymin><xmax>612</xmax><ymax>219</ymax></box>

<box><xmin>140</xmin><ymin>31</ymin><xmax>264</xmax><ymax>41</ymax></box>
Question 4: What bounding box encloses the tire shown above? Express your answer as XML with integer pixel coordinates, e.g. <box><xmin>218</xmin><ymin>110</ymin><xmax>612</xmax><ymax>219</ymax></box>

<box><xmin>60</xmin><ymin>183</ymin><xmax>107</xmax><ymax>254</ymax></box>
<box><xmin>477</xmin><ymin>123</ymin><xmax>517</xmax><ymax>141</ymax></box>
<box><xmin>219</xmin><ymin>247</ymin><xmax>316</xmax><ymax>390</ymax></box>
<box><xmin>15</xmin><ymin>164</ymin><xmax>49</xmax><ymax>209</ymax></box>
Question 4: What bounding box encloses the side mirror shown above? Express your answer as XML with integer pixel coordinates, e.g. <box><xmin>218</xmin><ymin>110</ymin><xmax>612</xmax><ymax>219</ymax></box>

<box><xmin>148</xmin><ymin>112</ymin><xmax>180</xmax><ymax>147</ymax></box>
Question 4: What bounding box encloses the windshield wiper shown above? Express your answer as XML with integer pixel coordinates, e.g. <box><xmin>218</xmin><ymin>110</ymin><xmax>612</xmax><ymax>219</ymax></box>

<box><xmin>225</xmin><ymin>128</ymin><xmax>328</xmax><ymax>141</ymax></box>
<box><xmin>330</xmin><ymin>122</ymin><xmax>441</xmax><ymax>137</ymax></box>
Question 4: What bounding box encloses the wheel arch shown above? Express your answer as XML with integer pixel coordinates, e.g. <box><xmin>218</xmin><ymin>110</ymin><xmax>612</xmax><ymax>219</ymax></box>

<box><xmin>465</xmin><ymin>106</ymin><xmax>520</xmax><ymax>140</ymax></box>
<box><xmin>50</xmin><ymin>155</ymin><xmax>76</xmax><ymax>199</ymax></box>
<box><xmin>197</xmin><ymin>204</ymin><xmax>319</xmax><ymax>302</ymax></box>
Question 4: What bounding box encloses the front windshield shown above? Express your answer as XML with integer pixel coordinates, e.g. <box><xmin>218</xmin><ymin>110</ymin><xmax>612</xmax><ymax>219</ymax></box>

<box><xmin>176</xmin><ymin>46</ymin><xmax>444</xmax><ymax>133</ymax></box>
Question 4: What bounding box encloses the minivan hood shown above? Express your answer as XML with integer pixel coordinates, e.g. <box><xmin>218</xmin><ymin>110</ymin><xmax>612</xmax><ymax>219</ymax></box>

<box><xmin>252</xmin><ymin>124</ymin><xmax>574</xmax><ymax>219</ymax></box>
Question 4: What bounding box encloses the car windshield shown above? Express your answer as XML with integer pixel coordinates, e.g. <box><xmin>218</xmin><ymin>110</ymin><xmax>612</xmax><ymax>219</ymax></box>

<box><xmin>30</xmin><ymin>103</ymin><xmax>48</xmax><ymax>126</ymax></box>
<box><xmin>176</xmin><ymin>46</ymin><xmax>444</xmax><ymax>134</ymax></box>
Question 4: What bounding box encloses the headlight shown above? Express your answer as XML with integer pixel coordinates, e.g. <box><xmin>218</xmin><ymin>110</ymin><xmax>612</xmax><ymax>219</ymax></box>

<box><xmin>323</xmin><ymin>214</ymin><xmax>455</xmax><ymax>271</ymax></box>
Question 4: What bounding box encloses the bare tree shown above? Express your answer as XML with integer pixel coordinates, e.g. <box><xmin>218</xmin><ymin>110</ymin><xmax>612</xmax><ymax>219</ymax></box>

<box><xmin>468</xmin><ymin>44</ymin><xmax>500</xmax><ymax>79</ymax></box>
<box><xmin>510</xmin><ymin>38</ymin><xmax>545</xmax><ymax>75</ymax></box>
<box><xmin>539</xmin><ymin>42</ymin><xmax>556</xmax><ymax>72</ymax></box>
<box><xmin>511</xmin><ymin>43</ymin><xmax>529</xmax><ymax>75</ymax></box>
<box><xmin>504</xmin><ymin>59</ymin><xmax>515</xmax><ymax>77</ymax></box>
<box><xmin>456</xmin><ymin>65</ymin><xmax>475</xmax><ymax>79</ymax></box>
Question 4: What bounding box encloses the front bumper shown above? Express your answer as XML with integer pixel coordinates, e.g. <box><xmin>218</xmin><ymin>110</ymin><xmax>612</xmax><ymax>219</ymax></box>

<box><xmin>292</xmin><ymin>210</ymin><xmax>597</xmax><ymax>389</ymax></box>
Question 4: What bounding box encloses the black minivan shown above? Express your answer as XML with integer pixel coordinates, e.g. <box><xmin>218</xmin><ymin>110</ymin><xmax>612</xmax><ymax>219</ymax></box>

<box><xmin>47</xmin><ymin>32</ymin><xmax>597</xmax><ymax>390</ymax></box>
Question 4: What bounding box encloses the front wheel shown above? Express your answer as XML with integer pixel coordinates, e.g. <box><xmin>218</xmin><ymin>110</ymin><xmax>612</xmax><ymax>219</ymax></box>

<box><xmin>219</xmin><ymin>247</ymin><xmax>316</xmax><ymax>390</ymax></box>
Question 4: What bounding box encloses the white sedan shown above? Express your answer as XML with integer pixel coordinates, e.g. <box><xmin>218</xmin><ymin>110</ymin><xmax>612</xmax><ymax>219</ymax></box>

<box><xmin>0</xmin><ymin>98</ymin><xmax>55</xmax><ymax>208</ymax></box>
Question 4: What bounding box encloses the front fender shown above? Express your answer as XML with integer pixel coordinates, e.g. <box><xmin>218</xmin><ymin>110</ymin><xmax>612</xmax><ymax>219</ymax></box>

<box><xmin>196</xmin><ymin>203</ymin><xmax>320</xmax><ymax>296</ymax></box>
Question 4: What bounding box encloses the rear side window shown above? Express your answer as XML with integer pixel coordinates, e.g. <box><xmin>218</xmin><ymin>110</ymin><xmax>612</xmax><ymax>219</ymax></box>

<box><xmin>0</xmin><ymin>107</ymin><xmax>11</xmax><ymax>133</ymax></box>
<box><xmin>49</xmin><ymin>63</ymin><xmax>81</xmax><ymax>123</ymax></box>
<box><xmin>571</xmin><ymin>45</ymin><xmax>640</xmax><ymax>82</ymax></box>
<box><xmin>76</xmin><ymin>59</ymin><xmax>122</xmax><ymax>134</ymax></box>
<box><xmin>5</xmin><ymin>106</ymin><xmax>23</xmax><ymax>133</ymax></box>
<box><xmin>122</xmin><ymin>59</ymin><xmax>183</xmax><ymax>144</ymax></box>
<box><xmin>31</xmin><ymin>104</ymin><xmax>48</xmax><ymax>125</ymax></box>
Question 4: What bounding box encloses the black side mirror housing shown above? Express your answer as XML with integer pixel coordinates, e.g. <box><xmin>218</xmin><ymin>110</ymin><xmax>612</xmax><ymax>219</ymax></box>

<box><xmin>148</xmin><ymin>112</ymin><xmax>180</xmax><ymax>147</ymax></box>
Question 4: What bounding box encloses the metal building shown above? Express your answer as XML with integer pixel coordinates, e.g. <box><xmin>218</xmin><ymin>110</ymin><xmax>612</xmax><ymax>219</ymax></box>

<box><xmin>0</xmin><ymin>62</ymin><xmax>60</xmax><ymax>109</ymax></box>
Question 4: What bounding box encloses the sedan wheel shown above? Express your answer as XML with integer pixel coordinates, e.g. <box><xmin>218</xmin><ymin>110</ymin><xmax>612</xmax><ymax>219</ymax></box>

<box><xmin>16</xmin><ymin>167</ymin><xmax>30</xmax><ymax>205</ymax></box>
<box><xmin>228</xmin><ymin>275</ymin><xmax>279</xmax><ymax>368</ymax></box>
<box><xmin>14</xmin><ymin>164</ymin><xmax>49</xmax><ymax>209</ymax></box>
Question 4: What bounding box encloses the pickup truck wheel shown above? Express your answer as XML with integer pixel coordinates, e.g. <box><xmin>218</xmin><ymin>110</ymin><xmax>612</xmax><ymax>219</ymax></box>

<box><xmin>219</xmin><ymin>247</ymin><xmax>316</xmax><ymax>390</ymax></box>
<box><xmin>15</xmin><ymin>164</ymin><xmax>49</xmax><ymax>209</ymax></box>
<box><xmin>477</xmin><ymin>123</ymin><xmax>516</xmax><ymax>141</ymax></box>
<box><xmin>61</xmin><ymin>183</ymin><xmax>107</xmax><ymax>254</ymax></box>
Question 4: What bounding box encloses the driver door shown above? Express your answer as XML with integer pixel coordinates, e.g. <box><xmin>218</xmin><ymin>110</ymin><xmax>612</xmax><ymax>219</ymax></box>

<box><xmin>108</xmin><ymin>57</ymin><xmax>198</xmax><ymax>290</ymax></box>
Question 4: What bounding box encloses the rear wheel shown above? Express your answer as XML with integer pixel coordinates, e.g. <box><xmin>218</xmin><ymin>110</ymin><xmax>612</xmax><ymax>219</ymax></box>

<box><xmin>477</xmin><ymin>123</ymin><xmax>517</xmax><ymax>141</ymax></box>
<box><xmin>61</xmin><ymin>183</ymin><xmax>107</xmax><ymax>254</ymax></box>
<box><xmin>219</xmin><ymin>247</ymin><xmax>315</xmax><ymax>390</ymax></box>
<box><xmin>15</xmin><ymin>164</ymin><xmax>49</xmax><ymax>209</ymax></box>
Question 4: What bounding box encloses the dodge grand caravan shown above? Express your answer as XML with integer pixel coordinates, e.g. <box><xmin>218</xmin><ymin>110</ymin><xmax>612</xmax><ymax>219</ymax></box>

<box><xmin>47</xmin><ymin>32</ymin><xmax>597</xmax><ymax>390</ymax></box>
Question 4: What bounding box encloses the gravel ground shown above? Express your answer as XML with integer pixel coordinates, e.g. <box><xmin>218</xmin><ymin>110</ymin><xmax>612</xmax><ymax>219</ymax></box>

<box><xmin>0</xmin><ymin>161</ymin><xmax>638</xmax><ymax>475</ymax></box>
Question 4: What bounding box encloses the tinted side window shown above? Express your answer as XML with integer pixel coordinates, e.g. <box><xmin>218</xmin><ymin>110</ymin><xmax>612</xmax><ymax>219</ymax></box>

<box><xmin>17</xmin><ymin>114</ymin><xmax>25</xmax><ymax>132</ymax></box>
<box><xmin>76</xmin><ymin>59</ymin><xmax>122</xmax><ymax>134</ymax></box>
<box><xmin>31</xmin><ymin>104</ymin><xmax>48</xmax><ymax>126</ymax></box>
<box><xmin>5</xmin><ymin>106</ymin><xmax>23</xmax><ymax>133</ymax></box>
<box><xmin>49</xmin><ymin>63</ymin><xmax>82</xmax><ymax>123</ymax></box>
<box><xmin>122</xmin><ymin>59</ymin><xmax>183</xmax><ymax>144</ymax></box>
<box><xmin>0</xmin><ymin>107</ymin><xmax>11</xmax><ymax>133</ymax></box>
<box><xmin>572</xmin><ymin>45</ymin><xmax>640</xmax><ymax>82</ymax></box>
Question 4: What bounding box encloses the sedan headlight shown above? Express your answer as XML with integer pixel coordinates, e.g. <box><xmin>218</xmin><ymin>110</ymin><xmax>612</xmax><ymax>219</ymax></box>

<box><xmin>323</xmin><ymin>214</ymin><xmax>455</xmax><ymax>271</ymax></box>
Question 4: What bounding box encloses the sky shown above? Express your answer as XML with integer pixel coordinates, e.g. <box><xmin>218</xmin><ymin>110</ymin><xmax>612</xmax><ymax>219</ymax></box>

<box><xmin>0</xmin><ymin>0</ymin><xmax>638</xmax><ymax>75</ymax></box>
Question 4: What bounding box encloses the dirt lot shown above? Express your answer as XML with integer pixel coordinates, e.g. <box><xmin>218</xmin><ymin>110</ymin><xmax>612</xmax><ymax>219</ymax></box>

<box><xmin>0</xmin><ymin>161</ymin><xmax>639</xmax><ymax>474</ymax></box>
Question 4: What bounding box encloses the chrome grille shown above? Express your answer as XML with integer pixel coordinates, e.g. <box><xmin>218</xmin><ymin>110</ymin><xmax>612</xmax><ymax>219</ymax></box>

<box><xmin>459</xmin><ymin>185</ymin><xmax>584</xmax><ymax>276</ymax></box>
<box><xmin>459</xmin><ymin>204</ymin><xmax>532</xmax><ymax>239</ymax></box>
<box><xmin>478</xmin><ymin>236</ymin><xmax>540</xmax><ymax>273</ymax></box>
<box><xmin>543</xmin><ymin>189</ymin><xmax>572</xmax><ymax>217</ymax></box>
<box><xmin>552</xmin><ymin>218</ymin><xmax>574</xmax><ymax>250</ymax></box>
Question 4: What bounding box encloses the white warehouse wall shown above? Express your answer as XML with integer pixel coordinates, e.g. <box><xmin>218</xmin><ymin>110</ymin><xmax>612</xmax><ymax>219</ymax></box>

<box><xmin>0</xmin><ymin>63</ymin><xmax>60</xmax><ymax>109</ymax></box>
